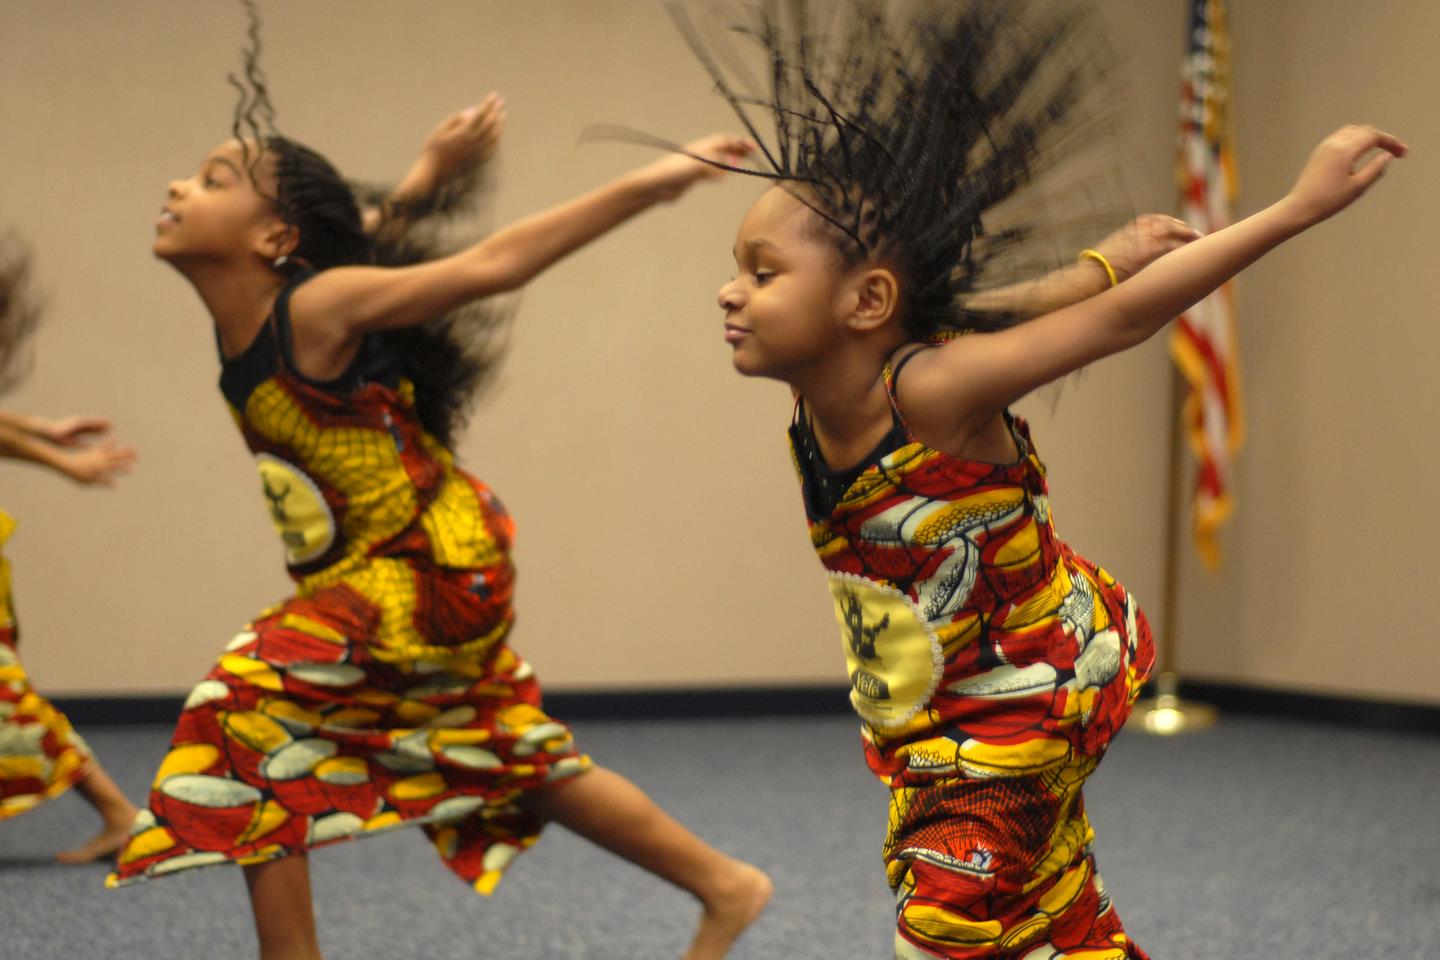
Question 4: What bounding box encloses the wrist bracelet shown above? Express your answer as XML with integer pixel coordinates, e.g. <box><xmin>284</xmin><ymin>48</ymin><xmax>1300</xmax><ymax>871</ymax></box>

<box><xmin>1078</xmin><ymin>248</ymin><xmax>1119</xmax><ymax>288</ymax></box>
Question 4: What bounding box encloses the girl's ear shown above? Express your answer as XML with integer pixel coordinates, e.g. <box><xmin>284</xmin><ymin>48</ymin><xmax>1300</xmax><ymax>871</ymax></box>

<box><xmin>255</xmin><ymin>218</ymin><xmax>299</xmax><ymax>263</ymax></box>
<box><xmin>846</xmin><ymin>266</ymin><xmax>900</xmax><ymax>333</ymax></box>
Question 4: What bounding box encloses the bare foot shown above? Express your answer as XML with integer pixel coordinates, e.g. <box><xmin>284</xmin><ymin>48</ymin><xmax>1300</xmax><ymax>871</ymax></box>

<box><xmin>55</xmin><ymin>763</ymin><xmax>140</xmax><ymax>864</ymax></box>
<box><xmin>684</xmin><ymin>862</ymin><xmax>773</xmax><ymax>960</ymax></box>
<box><xmin>55</xmin><ymin>817</ymin><xmax>133</xmax><ymax>864</ymax></box>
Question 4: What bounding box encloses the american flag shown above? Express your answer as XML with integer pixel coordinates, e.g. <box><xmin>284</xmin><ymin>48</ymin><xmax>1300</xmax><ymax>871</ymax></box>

<box><xmin>1172</xmin><ymin>0</ymin><xmax>1243</xmax><ymax>570</ymax></box>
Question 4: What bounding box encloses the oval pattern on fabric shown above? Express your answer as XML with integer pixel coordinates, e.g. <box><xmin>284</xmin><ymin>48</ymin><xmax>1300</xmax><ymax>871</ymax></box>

<box><xmin>438</xmin><ymin>744</ymin><xmax>502</xmax><ymax>769</ymax></box>
<box><xmin>947</xmin><ymin>662</ymin><xmax>1059</xmax><ymax>699</ymax></box>
<box><xmin>309</xmin><ymin>812</ymin><xmax>364</xmax><ymax>844</ymax></box>
<box><xmin>287</xmin><ymin>663</ymin><xmax>366</xmax><ymax>688</ymax></box>
<box><xmin>261</xmin><ymin>738</ymin><xmax>338</xmax><ymax>781</ymax></box>
<box><xmin>149</xmin><ymin>851</ymin><xmax>229</xmax><ymax>875</ymax></box>
<box><xmin>158</xmin><ymin>774</ymin><xmax>262</xmax><ymax>808</ymax></box>
<box><xmin>183</xmin><ymin>680</ymin><xmax>232</xmax><ymax>710</ymax></box>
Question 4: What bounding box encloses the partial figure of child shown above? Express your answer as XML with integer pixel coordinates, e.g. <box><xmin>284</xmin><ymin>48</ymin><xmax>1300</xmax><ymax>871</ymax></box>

<box><xmin>683</xmin><ymin>2</ymin><xmax>1403</xmax><ymax>957</ymax></box>
<box><xmin>0</xmin><ymin>234</ymin><xmax>139</xmax><ymax>863</ymax></box>
<box><xmin>106</xmin><ymin>14</ymin><xmax>767</xmax><ymax>960</ymax></box>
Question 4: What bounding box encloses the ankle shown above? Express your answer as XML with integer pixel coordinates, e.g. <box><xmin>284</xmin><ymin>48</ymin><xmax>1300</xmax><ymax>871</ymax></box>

<box><xmin>701</xmin><ymin>858</ymin><xmax>768</xmax><ymax>909</ymax></box>
<box><xmin>257</xmin><ymin>940</ymin><xmax>322</xmax><ymax>960</ymax></box>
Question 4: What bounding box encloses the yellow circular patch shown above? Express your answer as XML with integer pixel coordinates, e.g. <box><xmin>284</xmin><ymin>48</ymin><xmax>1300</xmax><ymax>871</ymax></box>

<box><xmin>829</xmin><ymin>574</ymin><xmax>942</xmax><ymax>731</ymax></box>
<box><xmin>255</xmin><ymin>453</ymin><xmax>336</xmax><ymax>565</ymax></box>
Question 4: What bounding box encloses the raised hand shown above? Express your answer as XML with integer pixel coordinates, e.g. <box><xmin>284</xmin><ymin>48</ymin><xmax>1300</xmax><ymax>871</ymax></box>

<box><xmin>1090</xmin><ymin>214</ymin><xmax>1202</xmax><ymax>283</ymax></box>
<box><xmin>405</xmin><ymin>93</ymin><xmax>507</xmax><ymax>199</ymax></box>
<box><xmin>1283</xmin><ymin>125</ymin><xmax>1407</xmax><ymax>226</ymax></box>
<box><xmin>640</xmin><ymin>135</ymin><xmax>756</xmax><ymax>202</ymax></box>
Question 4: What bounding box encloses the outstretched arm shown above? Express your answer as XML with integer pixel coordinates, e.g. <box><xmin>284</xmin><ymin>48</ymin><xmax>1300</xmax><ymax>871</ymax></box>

<box><xmin>0</xmin><ymin>410</ymin><xmax>111</xmax><ymax>446</ymax></box>
<box><xmin>961</xmin><ymin>215</ymin><xmax>1202</xmax><ymax>317</ymax></box>
<box><xmin>0</xmin><ymin>412</ymin><xmax>135</xmax><ymax>486</ymax></box>
<box><xmin>360</xmin><ymin>94</ymin><xmax>507</xmax><ymax>237</ymax></box>
<box><xmin>902</xmin><ymin>125</ymin><xmax>1406</xmax><ymax>433</ymax></box>
<box><xmin>292</xmin><ymin>134</ymin><xmax>754</xmax><ymax>337</ymax></box>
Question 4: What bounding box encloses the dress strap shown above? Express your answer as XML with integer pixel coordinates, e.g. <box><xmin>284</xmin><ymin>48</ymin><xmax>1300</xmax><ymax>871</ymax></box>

<box><xmin>217</xmin><ymin>272</ymin><xmax>313</xmax><ymax>412</ymax></box>
<box><xmin>882</xmin><ymin>344</ymin><xmax>933</xmax><ymax>441</ymax></box>
<box><xmin>269</xmin><ymin>267</ymin><xmax>317</xmax><ymax>376</ymax></box>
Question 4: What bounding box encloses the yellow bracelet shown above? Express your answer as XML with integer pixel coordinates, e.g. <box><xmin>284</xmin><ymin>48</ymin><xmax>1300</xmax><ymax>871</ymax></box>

<box><xmin>1078</xmin><ymin>248</ymin><xmax>1119</xmax><ymax>288</ymax></box>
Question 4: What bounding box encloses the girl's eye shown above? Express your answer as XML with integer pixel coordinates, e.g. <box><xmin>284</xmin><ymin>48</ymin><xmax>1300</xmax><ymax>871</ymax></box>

<box><xmin>203</xmin><ymin>176</ymin><xmax>220</xmax><ymax>188</ymax></box>
<box><xmin>753</xmin><ymin>270</ymin><xmax>775</xmax><ymax>285</ymax></box>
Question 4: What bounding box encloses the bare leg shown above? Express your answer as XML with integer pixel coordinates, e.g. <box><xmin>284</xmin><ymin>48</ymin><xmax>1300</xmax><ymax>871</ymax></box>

<box><xmin>529</xmin><ymin>765</ymin><xmax>772</xmax><ymax>960</ymax></box>
<box><xmin>54</xmin><ymin>763</ymin><xmax>140</xmax><ymax>864</ymax></box>
<box><xmin>244</xmin><ymin>853</ymin><xmax>323</xmax><ymax>960</ymax></box>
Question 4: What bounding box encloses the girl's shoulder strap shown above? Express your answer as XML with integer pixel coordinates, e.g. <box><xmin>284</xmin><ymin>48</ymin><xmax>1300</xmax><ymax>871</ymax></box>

<box><xmin>218</xmin><ymin>267</ymin><xmax>318</xmax><ymax>411</ymax></box>
<box><xmin>268</xmin><ymin>266</ymin><xmax>403</xmax><ymax>397</ymax></box>
<box><xmin>1006</xmin><ymin>409</ymin><xmax>1036</xmax><ymax>456</ymax></box>
<box><xmin>881</xmin><ymin>343</ymin><xmax>935</xmax><ymax>441</ymax></box>
<box><xmin>268</xmin><ymin>266</ymin><xmax>319</xmax><ymax>375</ymax></box>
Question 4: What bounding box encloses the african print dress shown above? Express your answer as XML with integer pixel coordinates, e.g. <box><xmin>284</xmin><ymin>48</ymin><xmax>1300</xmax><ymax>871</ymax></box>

<box><xmin>109</xmin><ymin>274</ymin><xmax>589</xmax><ymax>894</ymax></box>
<box><xmin>0</xmin><ymin>510</ymin><xmax>95</xmax><ymax>818</ymax></box>
<box><xmin>791</xmin><ymin>379</ymin><xmax>1155</xmax><ymax>959</ymax></box>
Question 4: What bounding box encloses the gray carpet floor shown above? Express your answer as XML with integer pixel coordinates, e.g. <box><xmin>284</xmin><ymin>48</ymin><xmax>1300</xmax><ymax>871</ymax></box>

<box><xmin>2</xmin><ymin>713</ymin><xmax>1437</xmax><ymax>958</ymax></box>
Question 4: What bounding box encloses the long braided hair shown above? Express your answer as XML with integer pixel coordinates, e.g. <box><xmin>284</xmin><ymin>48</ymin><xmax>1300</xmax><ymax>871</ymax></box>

<box><xmin>0</xmin><ymin>230</ymin><xmax>42</xmax><ymax>396</ymax></box>
<box><xmin>227</xmin><ymin>0</ymin><xmax>506</xmax><ymax>447</ymax></box>
<box><xmin>647</xmin><ymin>0</ymin><xmax>1127</xmax><ymax>339</ymax></box>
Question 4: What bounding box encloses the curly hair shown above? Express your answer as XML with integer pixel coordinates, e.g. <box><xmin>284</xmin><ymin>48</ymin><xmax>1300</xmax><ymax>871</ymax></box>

<box><xmin>224</xmin><ymin>0</ymin><xmax>506</xmax><ymax>447</ymax></box>
<box><xmin>0</xmin><ymin>231</ymin><xmax>42</xmax><ymax>396</ymax></box>
<box><xmin>660</xmin><ymin>0</ymin><xmax>1126</xmax><ymax>339</ymax></box>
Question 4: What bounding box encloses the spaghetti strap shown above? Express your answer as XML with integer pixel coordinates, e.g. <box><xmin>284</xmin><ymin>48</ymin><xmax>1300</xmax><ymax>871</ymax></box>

<box><xmin>882</xmin><ymin>344</ymin><xmax>934</xmax><ymax>441</ymax></box>
<box><xmin>889</xmin><ymin>344</ymin><xmax>931</xmax><ymax>385</ymax></box>
<box><xmin>268</xmin><ymin>269</ymin><xmax>312</xmax><ymax>376</ymax></box>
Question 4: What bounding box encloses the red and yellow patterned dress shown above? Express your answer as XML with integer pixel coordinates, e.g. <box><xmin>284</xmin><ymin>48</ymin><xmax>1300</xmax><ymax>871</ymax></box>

<box><xmin>109</xmin><ymin>274</ymin><xmax>589</xmax><ymax>894</ymax></box>
<box><xmin>0</xmin><ymin>510</ymin><xmax>95</xmax><ymax>819</ymax></box>
<box><xmin>791</xmin><ymin>360</ymin><xmax>1155</xmax><ymax>959</ymax></box>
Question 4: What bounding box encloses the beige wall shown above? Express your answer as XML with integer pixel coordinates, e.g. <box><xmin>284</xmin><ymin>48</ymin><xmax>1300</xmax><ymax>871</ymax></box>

<box><xmin>1172</xmin><ymin>0</ymin><xmax>1440</xmax><ymax>704</ymax></box>
<box><xmin>0</xmin><ymin>1</ymin><xmax>1432</xmax><ymax>704</ymax></box>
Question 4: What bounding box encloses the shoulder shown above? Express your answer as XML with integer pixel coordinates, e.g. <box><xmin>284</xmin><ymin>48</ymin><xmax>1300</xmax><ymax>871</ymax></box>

<box><xmin>285</xmin><ymin>266</ymin><xmax>345</xmax><ymax>321</ymax></box>
<box><xmin>889</xmin><ymin>339</ymin><xmax>1005</xmax><ymax>457</ymax></box>
<box><xmin>282</xmin><ymin>268</ymin><xmax>368</xmax><ymax>378</ymax></box>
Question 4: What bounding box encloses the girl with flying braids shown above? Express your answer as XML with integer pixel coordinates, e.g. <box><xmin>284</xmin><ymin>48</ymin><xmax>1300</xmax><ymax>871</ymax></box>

<box><xmin>0</xmin><ymin>232</ymin><xmax>138</xmax><ymax>862</ymax></box>
<box><xmin>106</xmin><ymin>11</ymin><xmax>769</xmax><ymax>960</ymax></box>
<box><xmin>686</xmin><ymin>1</ymin><xmax>1404</xmax><ymax>956</ymax></box>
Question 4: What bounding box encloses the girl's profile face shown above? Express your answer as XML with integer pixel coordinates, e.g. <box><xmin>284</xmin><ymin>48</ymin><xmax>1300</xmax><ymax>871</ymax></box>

<box><xmin>154</xmin><ymin>139</ymin><xmax>283</xmax><ymax>267</ymax></box>
<box><xmin>717</xmin><ymin>186</ymin><xmax>852</xmax><ymax>381</ymax></box>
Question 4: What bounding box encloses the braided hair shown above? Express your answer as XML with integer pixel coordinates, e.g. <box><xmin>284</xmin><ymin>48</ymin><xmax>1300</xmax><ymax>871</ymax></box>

<box><xmin>226</xmin><ymin>0</ymin><xmax>505</xmax><ymax>448</ymax></box>
<box><xmin>0</xmin><ymin>231</ymin><xmax>41</xmax><ymax>396</ymax></box>
<box><xmin>659</xmin><ymin>0</ymin><xmax>1125</xmax><ymax>339</ymax></box>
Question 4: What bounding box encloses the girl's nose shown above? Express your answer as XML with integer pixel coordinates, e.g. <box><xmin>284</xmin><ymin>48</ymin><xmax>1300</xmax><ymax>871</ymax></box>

<box><xmin>167</xmin><ymin>180</ymin><xmax>184</xmax><ymax>199</ymax></box>
<box><xmin>717</xmin><ymin>279</ymin><xmax>744</xmax><ymax>311</ymax></box>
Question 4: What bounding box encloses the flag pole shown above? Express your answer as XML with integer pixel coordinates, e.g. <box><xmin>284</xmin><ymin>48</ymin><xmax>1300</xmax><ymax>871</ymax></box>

<box><xmin>1130</xmin><ymin>0</ymin><xmax>1233</xmax><ymax>736</ymax></box>
<box><xmin>1132</xmin><ymin>360</ymin><xmax>1216</xmax><ymax>735</ymax></box>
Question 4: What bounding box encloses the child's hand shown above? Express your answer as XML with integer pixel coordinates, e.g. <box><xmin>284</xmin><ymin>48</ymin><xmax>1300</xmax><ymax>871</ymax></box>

<box><xmin>40</xmin><ymin>414</ymin><xmax>111</xmax><ymax>448</ymax></box>
<box><xmin>1090</xmin><ymin>215</ymin><xmax>1201</xmax><ymax>282</ymax></box>
<box><xmin>1284</xmin><ymin>125</ymin><xmax>1406</xmax><ymax>226</ymax></box>
<box><xmin>641</xmin><ymin>135</ymin><xmax>756</xmax><ymax>202</ymax></box>
<box><xmin>57</xmin><ymin>440</ymin><xmax>135</xmax><ymax>487</ymax></box>
<box><xmin>406</xmin><ymin>94</ymin><xmax>507</xmax><ymax>197</ymax></box>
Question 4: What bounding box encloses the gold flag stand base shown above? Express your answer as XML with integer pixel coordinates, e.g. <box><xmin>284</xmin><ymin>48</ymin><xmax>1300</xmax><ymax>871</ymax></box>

<box><xmin>1132</xmin><ymin>671</ymin><xmax>1217</xmax><ymax>735</ymax></box>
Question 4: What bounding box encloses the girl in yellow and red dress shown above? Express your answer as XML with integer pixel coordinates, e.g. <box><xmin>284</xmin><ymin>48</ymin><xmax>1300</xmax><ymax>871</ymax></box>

<box><xmin>105</xmin><ymin>23</ymin><xmax>769</xmax><ymax>960</ymax></box>
<box><xmin>0</xmin><ymin>233</ymin><xmax>139</xmax><ymax>862</ymax></box>
<box><xmin>683</xmin><ymin>2</ymin><xmax>1404</xmax><ymax>956</ymax></box>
